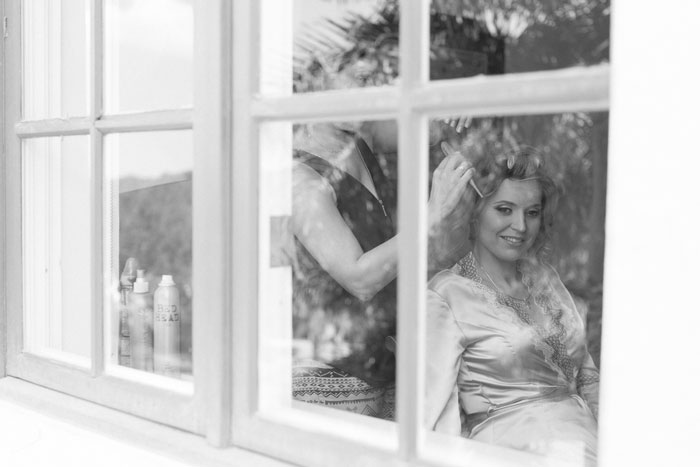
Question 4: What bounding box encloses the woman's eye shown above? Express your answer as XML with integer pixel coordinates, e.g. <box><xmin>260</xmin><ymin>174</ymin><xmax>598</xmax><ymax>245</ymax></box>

<box><xmin>527</xmin><ymin>209</ymin><xmax>541</xmax><ymax>217</ymax></box>
<box><xmin>495</xmin><ymin>206</ymin><xmax>511</xmax><ymax>214</ymax></box>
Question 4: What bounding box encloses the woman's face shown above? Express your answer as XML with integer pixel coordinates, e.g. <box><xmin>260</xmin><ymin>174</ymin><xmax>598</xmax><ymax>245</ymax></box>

<box><xmin>474</xmin><ymin>179</ymin><xmax>543</xmax><ymax>265</ymax></box>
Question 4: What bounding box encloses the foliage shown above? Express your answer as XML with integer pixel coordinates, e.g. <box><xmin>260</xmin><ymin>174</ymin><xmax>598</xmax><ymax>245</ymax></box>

<box><xmin>294</xmin><ymin>0</ymin><xmax>609</xmax><ymax>90</ymax></box>
<box><xmin>119</xmin><ymin>176</ymin><xmax>193</xmax><ymax>373</ymax></box>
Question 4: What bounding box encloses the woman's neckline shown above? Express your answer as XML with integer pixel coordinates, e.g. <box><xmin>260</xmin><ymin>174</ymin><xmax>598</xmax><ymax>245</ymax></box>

<box><xmin>471</xmin><ymin>251</ymin><xmax>529</xmax><ymax>301</ymax></box>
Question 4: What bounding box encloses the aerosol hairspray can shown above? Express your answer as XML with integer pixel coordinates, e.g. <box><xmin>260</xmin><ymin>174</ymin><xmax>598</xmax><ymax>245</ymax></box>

<box><xmin>129</xmin><ymin>269</ymin><xmax>154</xmax><ymax>372</ymax></box>
<box><xmin>154</xmin><ymin>275</ymin><xmax>180</xmax><ymax>377</ymax></box>
<box><xmin>118</xmin><ymin>258</ymin><xmax>138</xmax><ymax>366</ymax></box>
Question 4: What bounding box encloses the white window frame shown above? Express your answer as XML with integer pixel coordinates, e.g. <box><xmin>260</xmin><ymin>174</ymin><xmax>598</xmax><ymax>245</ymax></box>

<box><xmin>229</xmin><ymin>1</ymin><xmax>608</xmax><ymax>466</ymax></box>
<box><xmin>2</xmin><ymin>0</ymin><xmax>231</xmax><ymax>440</ymax></box>
<box><xmin>0</xmin><ymin>0</ymin><xmax>6</xmax><ymax>383</ymax></box>
<box><xmin>4</xmin><ymin>1</ymin><xmax>700</xmax><ymax>467</ymax></box>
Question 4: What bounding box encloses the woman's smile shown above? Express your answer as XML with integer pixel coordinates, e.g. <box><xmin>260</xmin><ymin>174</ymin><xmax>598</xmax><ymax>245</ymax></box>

<box><xmin>500</xmin><ymin>235</ymin><xmax>525</xmax><ymax>245</ymax></box>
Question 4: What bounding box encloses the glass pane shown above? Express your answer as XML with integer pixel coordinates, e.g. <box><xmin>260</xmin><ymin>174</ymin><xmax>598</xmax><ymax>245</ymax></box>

<box><xmin>262</xmin><ymin>120</ymin><xmax>399</xmax><ymax>420</ymax></box>
<box><xmin>105</xmin><ymin>0</ymin><xmax>194</xmax><ymax>113</ymax></box>
<box><xmin>22</xmin><ymin>0</ymin><xmax>89</xmax><ymax>119</ymax></box>
<box><xmin>424</xmin><ymin>112</ymin><xmax>607</xmax><ymax>466</ymax></box>
<box><xmin>429</xmin><ymin>1</ymin><xmax>610</xmax><ymax>79</ymax></box>
<box><xmin>290</xmin><ymin>0</ymin><xmax>398</xmax><ymax>94</ymax></box>
<box><xmin>105</xmin><ymin>131</ymin><xmax>193</xmax><ymax>380</ymax></box>
<box><xmin>22</xmin><ymin>136</ymin><xmax>92</xmax><ymax>365</ymax></box>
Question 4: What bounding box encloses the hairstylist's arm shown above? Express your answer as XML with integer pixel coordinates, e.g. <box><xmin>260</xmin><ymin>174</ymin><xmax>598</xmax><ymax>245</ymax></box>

<box><xmin>292</xmin><ymin>163</ymin><xmax>398</xmax><ymax>302</ymax></box>
<box><xmin>293</xmin><ymin>153</ymin><xmax>474</xmax><ymax>300</ymax></box>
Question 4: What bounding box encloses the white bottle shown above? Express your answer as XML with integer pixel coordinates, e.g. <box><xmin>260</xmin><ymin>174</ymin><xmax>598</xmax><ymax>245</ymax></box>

<box><xmin>129</xmin><ymin>269</ymin><xmax>154</xmax><ymax>372</ymax></box>
<box><xmin>154</xmin><ymin>275</ymin><xmax>181</xmax><ymax>378</ymax></box>
<box><xmin>118</xmin><ymin>258</ymin><xmax>138</xmax><ymax>367</ymax></box>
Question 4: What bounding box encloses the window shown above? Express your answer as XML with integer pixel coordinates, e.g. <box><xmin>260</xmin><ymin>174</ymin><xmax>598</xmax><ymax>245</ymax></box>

<box><xmin>4</xmin><ymin>0</ymin><xmax>204</xmax><ymax>433</ymax></box>
<box><xmin>3</xmin><ymin>1</ymin><xmax>700</xmax><ymax>467</ymax></box>
<box><xmin>233</xmin><ymin>1</ymin><xmax>608</xmax><ymax>465</ymax></box>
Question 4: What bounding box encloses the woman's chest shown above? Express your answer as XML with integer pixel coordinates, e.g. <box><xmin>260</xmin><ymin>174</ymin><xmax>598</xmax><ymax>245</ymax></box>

<box><xmin>462</xmin><ymin>304</ymin><xmax>587</xmax><ymax>383</ymax></box>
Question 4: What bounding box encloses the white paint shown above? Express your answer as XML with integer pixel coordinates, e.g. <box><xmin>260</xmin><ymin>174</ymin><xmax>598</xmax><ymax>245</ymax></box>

<box><xmin>599</xmin><ymin>1</ymin><xmax>700</xmax><ymax>466</ymax></box>
<box><xmin>0</xmin><ymin>378</ymin><xmax>285</xmax><ymax>467</ymax></box>
<box><xmin>0</xmin><ymin>400</ymin><xmax>191</xmax><ymax>467</ymax></box>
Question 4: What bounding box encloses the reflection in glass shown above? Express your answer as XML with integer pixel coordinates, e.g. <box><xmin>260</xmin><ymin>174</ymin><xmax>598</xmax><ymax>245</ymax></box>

<box><xmin>292</xmin><ymin>0</ymin><xmax>610</xmax><ymax>89</ymax></box>
<box><xmin>293</xmin><ymin>0</ymin><xmax>398</xmax><ymax>93</ymax></box>
<box><xmin>424</xmin><ymin>112</ymin><xmax>607</xmax><ymax>465</ymax></box>
<box><xmin>105</xmin><ymin>131</ymin><xmax>193</xmax><ymax>379</ymax></box>
<box><xmin>22</xmin><ymin>0</ymin><xmax>89</xmax><ymax>119</ymax></box>
<box><xmin>271</xmin><ymin>118</ymin><xmax>490</xmax><ymax>419</ymax></box>
<box><xmin>262</xmin><ymin>120</ymin><xmax>399</xmax><ymax>417</ymax></box>
<box><xmin>105</xmin><ymin>0</ymin><xmax>193</xmax><ymax>113</ymax></box>
<box><xmin>429</xmin><ymin>0</ymin><xmax>610</xmax><ymax>79</ymax></box>
<box><xmin>22</xmin><ymin>136</ymin><xmax>92</xmax><ymax>364</ymax></box>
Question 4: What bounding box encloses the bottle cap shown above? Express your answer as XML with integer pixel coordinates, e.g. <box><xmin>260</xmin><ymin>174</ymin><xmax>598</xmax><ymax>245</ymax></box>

<box><xmin>159</xmin><ymin>275</ymin><xmax>176</xmax><ymax>287</ymax></box>
<box><xmin>133</xmin><ymin>269</ymin><xmax>149</xmax><ymax>293</ymax></box>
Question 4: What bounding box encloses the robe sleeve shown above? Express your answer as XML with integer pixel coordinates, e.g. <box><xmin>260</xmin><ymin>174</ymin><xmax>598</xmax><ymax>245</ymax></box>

<box><xmin>577</xmin><ymin>352</ymin><xmax>600</xmax><ymax>419</ymax></box>
<box><xmin>424</xmin><ymin>289</ymin><xmax>467</xmax><ymax>435</ymax></box>
<box><xmin>545</xmin><ymin>264</ymin><xmax>600</xmax><ymax>419</ymax></box>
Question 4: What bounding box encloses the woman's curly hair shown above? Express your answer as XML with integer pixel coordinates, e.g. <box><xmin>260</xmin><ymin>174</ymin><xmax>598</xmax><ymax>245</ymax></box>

<box><xmin>469</xmin><ymin>146</ymin><xmax>560</xmax><ymax>263</ymax></box>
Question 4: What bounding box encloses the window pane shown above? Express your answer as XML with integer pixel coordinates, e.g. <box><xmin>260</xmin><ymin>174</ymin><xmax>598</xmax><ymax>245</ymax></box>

<box><xmin>429</xmin><ymin>1</ymin><xmax>610</xmax><ymax>79</ymax></box>
<box><xmin>262</xmin><ymin>120</ymin><xmax>399</xmax><ymax>421</ymax></box>
<box><xmin>22</xmin><ymin>136</ymin><xmax>92</xmax><ymax>365</ymax></box>
<box><xmin>22</xmin><ymin>0</ymin><xmax>89</xmax><ymax>119</ymax></box>
<box><xmin>104</xmin><ymin>0</ymin><xmax>193</xmax><ymax>113</ymax></box>
<box><xmin>290</xmin><ymin>0</ymin><xmax>398</xmax><ymax>94</ymax></box>
<box><xmin>424</xmin><ymin>112</ymin><xmax>607</xmax><ymax>466</ymax></box>
<box><xmin>105</xmin><ymin>131</ymin><xmax>193</xmax><ymax>380</ymax></box>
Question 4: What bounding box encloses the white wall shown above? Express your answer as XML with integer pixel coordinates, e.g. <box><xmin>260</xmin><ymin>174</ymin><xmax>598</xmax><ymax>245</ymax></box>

<box><xmin>600</xmin><ymin>1</ymin><xmax>700</xmax><ymax>465</ymax></box>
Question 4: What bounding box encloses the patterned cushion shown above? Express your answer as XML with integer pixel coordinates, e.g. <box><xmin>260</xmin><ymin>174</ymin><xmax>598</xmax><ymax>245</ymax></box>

<box><xmin>293</xmin><ymin>359</ymin><xmax>393</xmax><ymax>419</ymax></box>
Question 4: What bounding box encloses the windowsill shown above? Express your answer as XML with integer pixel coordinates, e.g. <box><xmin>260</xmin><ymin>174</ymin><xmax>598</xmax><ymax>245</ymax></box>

<box><xmin>0</xmin><ymin>377</ymin><xmax>290</xmax><ymax>467</ymax></box>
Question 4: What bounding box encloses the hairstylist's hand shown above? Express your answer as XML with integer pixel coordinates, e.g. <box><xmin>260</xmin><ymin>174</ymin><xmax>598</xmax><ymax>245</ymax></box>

<box><xmin>427</xmin><ymin>147</ymin><xmax>478</xmax><ymax>274</ymax></box>
<box><xmin>442</xmin><ymin>115</ymin><xmax>473</xmax><ymax>134</ymax></box>
<box><xmin>428</xmin><ymin>151</ymin><xmax>475</xmax><ymax>227</ymax></box>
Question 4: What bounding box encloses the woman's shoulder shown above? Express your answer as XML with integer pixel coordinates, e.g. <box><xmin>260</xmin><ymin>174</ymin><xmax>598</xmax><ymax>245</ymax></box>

<box><xmin>429</xmin><ymin>269</ymin><xmax>463</xmax><ymax>291</ymax></box>
<box><xmin>428</xmin><ymin>268</ymin><xmax>482</xmax><ymax>302</ymax></box>
<box><xmin>292</xmin><ymin>158</ymin><xmax>337</xmax><ymax>202</ymax></box>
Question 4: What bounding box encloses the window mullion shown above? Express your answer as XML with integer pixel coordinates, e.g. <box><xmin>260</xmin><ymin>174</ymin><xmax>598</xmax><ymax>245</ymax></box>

<box><xmin>231</xmin><ymin>0</ymin><xmax>260</xmax><ymax>437</ymax></box>
<box><xmin>95</xmin><ymin>110</ymin><xmax>193</xmax><ymax>133</ymax></box>
<box><xmin>410</xmin><ymin>64</ymin><xmax>610</xmax><ymax>116</ymax></box>
<box><xmin>193</xmin><ymin>0</ymin><xmax>233</xmax><ymax>446</ymax></box>
<box><xmin>250</xmin><ymin>87</ymin><xmax>399</xmax><ymax>121</ymax></box>
<box><xmin>0</xmin><ymin>0</ymin><xmax>7</xmax><ymax>379</ymax></box>
<box><xmin>5</xmin><ymin>0</ymin><xmax>24</xmax><ymax>372</ymax></box>
<box><xmin>13</xmin><ymin>110</ymin><xmax>195</xmax><ymax>138</ymax></box>
<box><xmin>397</xmin><ymin>0</ymin><xmax>430</xmax><ymax>462</ymax></box>
<box><xmin>90</xmin><ymin>0</ymin><xmax>105</xmax><ymax>377</ymax></box>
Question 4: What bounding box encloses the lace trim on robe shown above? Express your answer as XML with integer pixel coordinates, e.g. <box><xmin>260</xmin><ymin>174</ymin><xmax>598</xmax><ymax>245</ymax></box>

<box><xmin>456</xmin><ymin>253</ymin><xmax>581</xmax><ymax>384</ymax></box>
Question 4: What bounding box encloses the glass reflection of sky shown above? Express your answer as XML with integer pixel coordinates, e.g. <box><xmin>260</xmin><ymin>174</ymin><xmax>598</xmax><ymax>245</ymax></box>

<box><xmin>105</xmin><ymin>0</ymin><xmax>193</xmax><ymax>113</ymax></box>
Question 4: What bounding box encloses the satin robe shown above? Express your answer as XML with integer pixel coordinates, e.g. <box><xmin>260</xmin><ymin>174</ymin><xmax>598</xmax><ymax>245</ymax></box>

<box><xmin>425</xmin><ymin>254</ymin><xmax>599</xmax><ymax>465</ymax></box>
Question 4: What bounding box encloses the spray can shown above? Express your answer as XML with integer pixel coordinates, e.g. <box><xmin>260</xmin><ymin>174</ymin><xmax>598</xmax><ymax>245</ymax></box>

<box><xmin>129</xmin><ymin>269</ymin><xmax>154</xmax><ymax>372</ymax></box>
<box><xmin>118</xmin><ymin>258</ymin><xmax>138</xmax><ymax>367</ymax></box>
<box><xmin>154</xmin><ymin>275</ymin><xmax>181</xmax><ymax>377</ymax></box>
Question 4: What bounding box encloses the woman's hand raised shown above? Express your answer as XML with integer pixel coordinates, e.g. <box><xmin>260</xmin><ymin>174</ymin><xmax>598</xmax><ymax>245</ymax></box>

<box><xmin>427</xmin><ymin>144</ymin><xmax>478</xmax><ymax>274</ymax></box>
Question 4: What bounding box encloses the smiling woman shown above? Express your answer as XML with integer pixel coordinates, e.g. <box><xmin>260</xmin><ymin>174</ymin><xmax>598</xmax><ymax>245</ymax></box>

<box><xmin>425</xmin><ymin>145</ymin><xmax>600</xmax><ymax>465</ymax></box>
